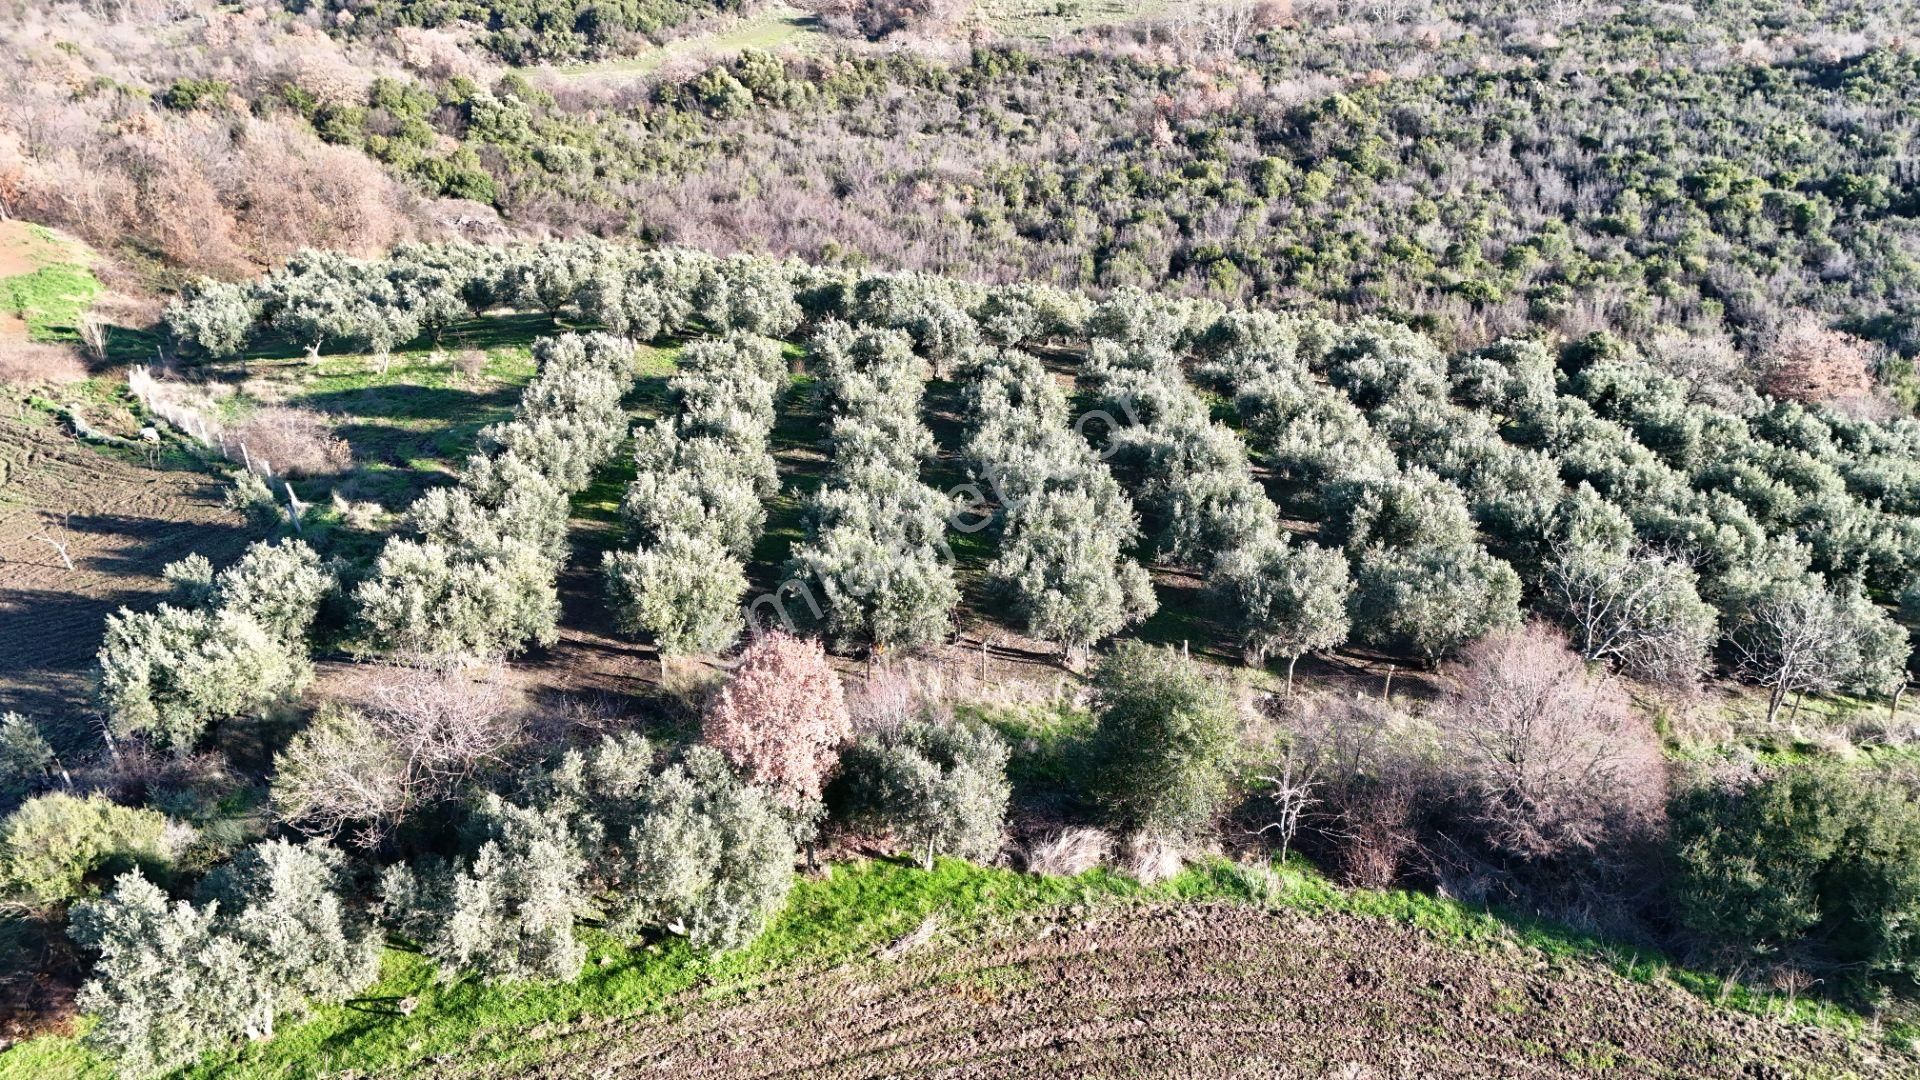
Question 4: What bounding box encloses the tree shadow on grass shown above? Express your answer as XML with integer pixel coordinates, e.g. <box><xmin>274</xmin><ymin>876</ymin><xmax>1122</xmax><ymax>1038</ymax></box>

<box><xmin>340</xmin><ymin>996</ymin><xmax>416</xmax><ymax>1018</ymax></box>
<box><xmin>296</xmin><ymin>382</ymin><xmax>523</xmax><ymax>425</ymax></box>
<box><xmin>229</xmin><ymin>313</ymin><xmax>568</xmax><ymax>364</ymax></box>
<box><xmin>1133</xmin><ymin>569</ymin><xmax>1237</xmax><ymax>663</ymax></box>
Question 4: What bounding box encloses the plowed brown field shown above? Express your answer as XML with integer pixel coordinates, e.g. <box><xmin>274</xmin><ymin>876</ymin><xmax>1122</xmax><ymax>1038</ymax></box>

<box><xmin>423</xmin><ymin>903</ymin><xmax>1907</xmax><ymax>1079</ymax></box>
<box><xmin>0</xmin><ymin>418</ymin><xmax>249</xmax><ymax>722</ymax></box>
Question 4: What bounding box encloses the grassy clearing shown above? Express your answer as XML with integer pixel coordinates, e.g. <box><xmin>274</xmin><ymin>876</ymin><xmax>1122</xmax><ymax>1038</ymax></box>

<box><xmin>206</xmin><ymin>341</ymin><xmax>541</xmax><ymax>512</ymax></box>
<box><xmin>966</xmin><ymin>699</ymin><xmax>1094</xmax><ymax>796</ymax></box>
<box><xmin>979</xmin><ymin>0</ymin><xmax>1234</xmax><ymax>39</ymax></box>
<box><xmin>7</xmin><ymin>853</ymin><xmax>1893</xmax><ymax>1079</ymax></box>
<box><xmin>539</xmin><ymin>5</ymin><xmax>824</xmax><ymax>80</ymax></box>
<box><xmin>0</xmin><ymin>222</ymin><xmax>100</xmax><ymax>344</ymax></box>
<box><xmin>1</xmin><ymin>265</ymin><xmax>101</xmax><ymax>344</ymax></box>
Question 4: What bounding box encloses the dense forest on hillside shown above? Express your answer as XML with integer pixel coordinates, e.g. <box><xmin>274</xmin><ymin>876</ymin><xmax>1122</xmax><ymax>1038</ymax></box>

<box><xmin>288</xmin><ymin>0</ymin><xmax>754</xmax><ymax>63</ymax></box>
<box><xmin>8</xmin><ymin>0</ymin><xmax>1920</xmax><ymax>377</ymax></box>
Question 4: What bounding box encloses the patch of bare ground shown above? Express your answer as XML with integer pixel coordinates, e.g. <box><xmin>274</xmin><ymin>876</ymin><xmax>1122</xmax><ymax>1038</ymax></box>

<box><xmin>0</xmin><ymin>417</ymin><xmax>251</xmax><ymax>720</ymax></box>
<box><xmin>428</xmin><ymin>903</ymin><xmax>1907</xmax><ymax>1079</ymax></box>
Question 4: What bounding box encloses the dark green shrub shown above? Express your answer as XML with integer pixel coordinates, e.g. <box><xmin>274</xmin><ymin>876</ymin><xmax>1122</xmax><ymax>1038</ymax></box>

<box><xmin>1083</xmin><ymin>643</ymin><xmax>1238</xmax><ymax>837</ymax></box>
<box><xmin>1672</xmin><ymin>761</ymin><xmax>1920</xmax><ymax>992</ymax></box>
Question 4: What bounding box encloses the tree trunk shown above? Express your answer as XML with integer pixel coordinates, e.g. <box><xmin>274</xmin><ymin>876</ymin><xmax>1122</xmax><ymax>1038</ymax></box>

<box><xmin>1893</xmin><ymin>682</ymin><xmax>1907</xmax><ymax>719</ymax></box>
<box><xmin>1286</xmin><ymin>655</ymin><xmax>1299</xmax><ymax>696</ymax></box>
<box><xmin>1789</xmin><ymin>690</ymin><xmax>1806</xmax><ymax>723</ymax></box>
<box><xmin>1764</xmin><ymin>681</ymin><xmax>1788</xmax><ymax>725</ymax></box>
<box><xmin>98</xmin><ymin>723</ymin><xmax>121</xmax><ymax>767</ymax></box>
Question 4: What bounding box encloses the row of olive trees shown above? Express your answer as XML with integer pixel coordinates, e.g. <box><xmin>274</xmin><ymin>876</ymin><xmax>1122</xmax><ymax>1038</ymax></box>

<box><xmin>1558</xmin><ymin>338</ymin><xmax>1920</xmax><ymax>597</ymax></box>
<box><xmin>1202</xmin><ymin>308</ymin><xmax>1912</xmax><ymax>704</ymax></box>
<box><xmin>170</xmin><ymin>240</ymin><xmax>1920</xmax><ymax>600</ymax></box>
<box><xmin>959</xmin><ymin>348</ymin><xmax>1156</xmax><ymax>665</ymax></box>
<box><xmin>1077</xmin><ymin>299</ymin><xmax>1365</xmax><ymax>676</ymax></box>
<box><xmin>1216</xmin><ymin>317</ymin><xmax>1528</xmax><ymax>667</ymax></box>
<box><xmin>165</xmin><ymin>240</ymin><xmax>808</xmax><ymax>362</ymax></box>
<box><xmin>354</xmin><ymin>333</ymin><xmax>636</xmax><ymax>659</ymax></box>
<box><xmin>605</xmin><ymin>333</ymin><xmax>787</xmax><ymax>658</ymax></box>
<box><xmin>779</xmin><ymin>322</ymin><xmax>961</xmax><ymax>652</ymax></box>
<box><xmin>1428</xmin><ymin>339</ymin><xmax>1911</xmax><ymax>710</ymax></box>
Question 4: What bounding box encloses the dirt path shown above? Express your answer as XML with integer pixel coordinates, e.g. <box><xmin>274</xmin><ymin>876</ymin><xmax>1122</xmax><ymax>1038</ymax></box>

<box><xmin>424</xmin><ymin>903</ymin><xmax>1906</xmax><ymax>1079</ymax></box>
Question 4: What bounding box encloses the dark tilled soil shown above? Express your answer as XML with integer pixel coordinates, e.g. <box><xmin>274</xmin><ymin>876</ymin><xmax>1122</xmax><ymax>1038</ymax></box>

<box><xmin>0</xmin><ymin>419</ymin><xmax>250</xmax><ymax>721</ymax></box>
<box><xmin>434</xmin><ymin>904</ymin><xmax>1908</xmax><ymax>1080</ymax></box>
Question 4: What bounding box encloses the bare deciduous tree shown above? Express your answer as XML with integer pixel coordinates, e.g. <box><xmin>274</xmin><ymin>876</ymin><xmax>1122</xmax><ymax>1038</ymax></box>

<box><xmin>1542</xmin><ymin>540</ymin><xmax>1717</xmax><ymax>685</ymax></box>
<box><xmin>1730</xmin><ymin>581</ymin><xmax>1870</xmax><ymax>726</ymax></box>
<box><xmin>1255</xmin><ymin>746</ymin><xmax>1320</xmax><ymax>863</ymax></box>
<box><xmin>1278</xmin><ymin>692</ymin><xmax>1432</xmax><ymax>887</ymax></box>
<box><xmin>1436</xmin><ymin>622</ymin><xmax>1665</xmax><ymax>864</ymax></box>
<box><xmin>273</xmin><ymin>665</ymin><xmax>522</xmax><ymax>847</ymax></box>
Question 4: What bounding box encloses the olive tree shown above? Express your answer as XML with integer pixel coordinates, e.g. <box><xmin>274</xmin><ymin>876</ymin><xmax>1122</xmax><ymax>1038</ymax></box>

<box><xmin>354</xmin><ymin>537</ymin><xmax>559</xmax><ymax>659</ymax></box>
<box><xmin>0</xmin><ymin>713</ymin><xmax>60</xmax><ymax>802</ymax></box>
<box><xmin>605</xmin><ymin>747</ymin><xmax>796</xmax><ymax>951</ymax></box>
<box><xmin>195</xmin><ymin>840</ymin><xmax>382</xmax><ymax>1032</ymax></box>
<box><xmin>382</xmin><ymin>796</ymin><xmax>589</xmax><ymax>983</ymax></box>
<box><xmin>836</xmin><ymin>719</ymin><xmax>1010</xmax><ymax>869</ymax></box>
<box><xmin>603</xmin><ymin>533</ymin><xmax>746</xmax><ymax>659</ymax></box>
<box><xmin>208</xmin><ymin>539</ymin><xmax>332</xmax><ymax>645</ymax></box>
<box><xmin>97</xmin><ymin>606</ymin><xmax>311</xmax><ymax>752</ymax></box>
<box><xmin>1349</xmin><ymin>546</ymin><xmax>1523</xmax><ymax>666</ymax></box>
<box><xmin>69</xmin><ymin>872</ymin><xmax>263</xmax><ymax>1078</ymax></box>
<box><xmin>695</xmin><ymin>255</ymin><xmax>802</xmax><ymax>337</ymax></box>
<box><xmin>164</xmin><ymin>279</ymin><xmax>260</xmax><ymax>357</ymax></box>
<box><xmin>1209</xmin><ymin>535</ymin><xmax>1352</xmax><ymax>687</ymax></box>
<box><xmin>992</xmin><ymin>490</ymin><xmax>1158</xmax><ymax>666</ymax></box>
<box><xmin>71</xmin><ymin>840</ymin><xmax>376</xmax><ymax>1077</ymax></box>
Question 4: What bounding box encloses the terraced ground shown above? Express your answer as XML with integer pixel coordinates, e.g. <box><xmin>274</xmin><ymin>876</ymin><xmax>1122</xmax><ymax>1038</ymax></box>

<box><xmin>418</xmin><ymin>903</ymin><xmax>1908</xmax><ymax>1079</ymax></box>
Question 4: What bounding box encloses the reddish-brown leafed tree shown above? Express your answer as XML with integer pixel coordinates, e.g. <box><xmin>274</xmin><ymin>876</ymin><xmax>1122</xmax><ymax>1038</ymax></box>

<box><xmin>703</xmin><ymin>632</ymin><xmax>852</xmax><ymax>808</ymax></box>
<box><xmin>1763</xmin><ymin>318</ymin><xmax>1876</xmax><ymax>405</ymax></box>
